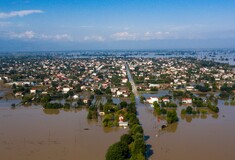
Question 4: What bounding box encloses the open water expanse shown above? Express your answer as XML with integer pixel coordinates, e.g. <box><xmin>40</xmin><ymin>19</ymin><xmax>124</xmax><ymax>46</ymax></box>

<box><xmin>0</xmin><ymin>99</ymin><xmax>126</xmax><ymax>160</ymax></box>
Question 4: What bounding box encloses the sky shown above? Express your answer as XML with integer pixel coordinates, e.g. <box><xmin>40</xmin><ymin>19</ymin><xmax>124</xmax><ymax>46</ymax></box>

<box><xmin>0</xmin><ymin>0</ymin><xmax>235</xmax><ymax>51</ymax></box>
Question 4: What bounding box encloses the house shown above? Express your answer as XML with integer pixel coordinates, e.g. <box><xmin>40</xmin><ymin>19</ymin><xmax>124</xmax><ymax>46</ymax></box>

<box><xmin>162</xmin><ymin>98</ymin><xmax>170</xmax><ymax>103</ymax></box>
<box><xmin>186</xmin><ymin>86</ymin><xmax>194</xmax><ymax>91</ymax></box>
<box><xmin>119</xmin><ymin>122</ymin><xmax>128</xmax><ymax>127</ymax></box>
<box><xmin>118</xmin><ymin>115</ymin><xmax>128</xmax><ymax>127</ymax></box>
<box><xmin>30</xmin><ymin>89</ymin><xmax>37</xmax><ymax>94</ymax></box>
<box><xmin>182</xmin><ymin>98</ymin><xmax>192</xmax><ymax>104</ymax></box>
<box><xmin>73</xmin><ymin>95</ymin><xmax>79</xmax><ymax>99</ymax></box>
<box><xmin>146</xmin><ymin>97</ymin><xmax>159</xmax><ymax>104</ymax></box>
<box><xmin>62</xmin><ymin>87</ymin><xmax>70</xmax><ymax>93</ymax></box>
<box><xmin>99</xmin><ymin>112</ymin><xmax>105</xmax><ymax>116</ymax></box>
<box><xmin>123</xmin><ymin>93</ymin><xmax>129</xmax><ymax>98</ymax></box>
<box><xmin>122</xmin><ymin>78</ymin><xmax>128</xmax><ymax>83</ymax></box>
<box><xmin>83</xmin><ymin>98</ymin><xmax>89</xmax><ymax>104</ymax></box>
<box><xmin>15</xmin><ymin>92</ymin><xmax>23</xmax><ymax>97</ymax></box>
<box><xmin>117</xmin><ymin>90</ymin><xmax>123</xmax><ymax>96</ymax></box>
<box><xmin>149</xmin><ymin>84</ymin><xmax>160</xmax><ymax>88</ymax></box>
<box><xmin>81</xmin><ymin>85</ymin><xmax>86</xmax><ymax>90</ymax></box>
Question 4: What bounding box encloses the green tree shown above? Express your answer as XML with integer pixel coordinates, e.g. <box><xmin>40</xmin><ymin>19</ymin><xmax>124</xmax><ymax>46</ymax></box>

<box><xmin>167</xmin><ymin>110</ymin><xmax>179</xmax><ymax>124</ymax></box>
<box><xmin>186</xmin><ymin>106</ymin><xmax>193</xmax><ymax>114</ymax></box>
<box><xmin>120</xmin><ymin>101</ymin><xmax>128</xmax><ymax>109</ymax></box>
<box><xmin>120</xmin><ymin>134</ymin><xmax>134</xmax><ymax>145</ymax></box>
<box><xmin>105</xmin><ymin>142</ymin><xmax>130</xmax><ymax>160</ymax></box>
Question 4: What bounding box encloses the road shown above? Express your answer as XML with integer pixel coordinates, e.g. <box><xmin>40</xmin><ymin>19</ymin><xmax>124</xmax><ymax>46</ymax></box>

<box><xmin>126</xmin><ymin>63</ymin><xmax>138</xmax><ymax>97</ymax></box>
<box><xmin>126</xmin><ymin>62</ymin><xmax>158</xmax><ymax>159</ymax></box>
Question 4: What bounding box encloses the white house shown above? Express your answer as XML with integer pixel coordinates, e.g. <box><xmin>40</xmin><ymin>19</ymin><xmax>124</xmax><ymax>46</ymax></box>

<box><xmin>146</xmin><ymin>97</ymin><xmax>159</xmax><ymax>104</ymax></box>
<box><xmin>30</xmin><ymin>89</ymin><xmax>37</xmax><ymax>94</ymax></box>
<box><xmin>122</xmin><ymin>78</ymin><xmax>128</xmax><ymax>83</ymax></box>
<box><xmin>119</xmin><ymin>122</ymin><xmax>128</xmax><ymax>127</ymax></box>
<box><xmin>73</xmin><ymin>95</ymin><xmax>79</xmax><ymax>99</ymax></box>
<box><xmin>117</xmin><ymin>90</ymin><xmax>123</xmax><ymax>96</ymax></box>
<box><xmin>118</xmin><ymin>115</ymin><xmax>128</xmax><ymax>127</ymax></box>
<box><xmin>149</xmin><ymin>84</ymin><xmax>160</xmax><ymax>88</ymax></box>
<box><xmin>62</xmin><ymin>87</ymin><xmax>70</xmax><ymax>93</ymax></box>
<box><xmin>182</xmin><ymin>98</ymin><xmax>192</xmax><ymax>104</ymax></box>
<box><xmin>162</xmin><ymin>98</ymin><xmax>170</xmax><ymax>103</ymax></box>
<box><xmin>186</xmin><ymin>86</ymin><xmax>194</xmax><ymax>91</ymax></box>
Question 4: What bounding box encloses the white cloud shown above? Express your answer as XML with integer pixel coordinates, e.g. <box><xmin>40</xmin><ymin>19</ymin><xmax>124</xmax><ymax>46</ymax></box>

<box><xmin>0</xmin><ymin>10</ymin><xmax>43</xmax><ymax>19</ymax></box>
<box><xmin>143</xmin><ymin>31</ymin><xmax>171</xmax><ymax>40</ymax></box>
<box><xmin>111</xmin><ymin>32</ymin><xmax>137</xmax><ymax>40</ymax></box>
<box><xmin>10</xmin><ymin>31</ymin><xmax>35</xmax><ymax>39</ymax></box>
<box><xmin>83</xmin><ymin>35</ymin><xmax>105</xmax><ymax>41</ymax></box>
<box><xmin>111</xmin><ymin>31</ymin><xmax>172</xmax><ymax>40</ymax></box>
<box><xmin>41</xmin><ymin>34</ymin><xmax>72</xmax><ymax>41</ymax></box>
<box><xmin>7</xmin><ymin>31</ymin><xmax>72</xmax><ymax>41</ymax></box>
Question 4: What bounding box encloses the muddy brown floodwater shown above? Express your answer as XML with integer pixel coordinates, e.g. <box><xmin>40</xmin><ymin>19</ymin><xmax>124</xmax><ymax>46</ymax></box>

<box><xmin>136</xmin><ymin>98</ymin><xmax>235</xmax><ymax>160</ymax></box>
<box><xmin>0</xmin><ymin>101</ymin><xmax>127</xmax><ymax>160</ymax></box>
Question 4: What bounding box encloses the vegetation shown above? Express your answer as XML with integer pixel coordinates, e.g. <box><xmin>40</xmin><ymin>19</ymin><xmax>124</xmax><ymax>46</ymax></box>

<box><xmin>105</xmin><ymin>100</ymin><xmax>146</xmax><ymax>160</ymax></box>
<box><xmin>87</xmin><ymin>106</ymin><xmax>98</xmax><ymax>119</ymax></box>
<box><xmin>166</xmin><ymin>110</ymin><xmax>179</xmax><ymax>124</ymax></box>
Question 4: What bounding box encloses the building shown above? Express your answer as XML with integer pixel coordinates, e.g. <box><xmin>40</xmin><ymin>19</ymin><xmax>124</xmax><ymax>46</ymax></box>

<box><xmin>146</xmin><ymin>97</ymin><xmax>159</xmax><ymax>104</ymax></box>
<box><xmin>73</xmin><ymin>95</ymin><xmax>79</xmax><ymax>99</ymax></box>
<box><xmin>30</xmin><ymin>89</ymin><xmax>37</xmax><ymax>94</ymax></box>
<box><xmin>162</xmin><ymin>98</ymin><xmax>170</xmax><ymax>103</ymax></box>
<box><xmin>182</xmin><ymin>98</ymin><xmax>192</xmax><ymax>104</ymax></box>
<box><xmin>62</xmin><ymin>87</ymin><xmax>70</xmax><ymax>93</ymax></box>
<box><xmin>118</xmin><ymin>115</ymin><xmax>128</xmax><ymax>127</ymax></box>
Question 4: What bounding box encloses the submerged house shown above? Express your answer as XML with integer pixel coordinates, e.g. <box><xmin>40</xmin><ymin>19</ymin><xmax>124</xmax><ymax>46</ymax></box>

<box><xmin>118</xmin><ymin>115</ymin><xmax>128</xmax><ymax>127</ymax></box>
<box><xmin>182</xmin><ymin>98</ymin><xmax>192</xmax><ymax>104</ymax></box>
<box><xmin>146</xmin><ymin>97</ymin><xmax>159</xmax><ymax>104</ymax></box>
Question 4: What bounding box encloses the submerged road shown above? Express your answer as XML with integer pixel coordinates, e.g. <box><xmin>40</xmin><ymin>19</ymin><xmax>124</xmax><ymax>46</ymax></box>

<box><xmin>126</xmin><ymin>63</ymin><xmax>159</xmax><ymax>160</ymax></box>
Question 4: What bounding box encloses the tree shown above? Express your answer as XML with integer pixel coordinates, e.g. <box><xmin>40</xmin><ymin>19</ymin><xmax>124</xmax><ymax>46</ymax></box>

<box><xmin>94</xmin><ymin>89</ymin><xmax>103</xmax><ymax>95</ymax></box>
<box><xmin>120</xmin><ymin>101</ymin><xmax>128</xmax><ymax>109</ymax></box>
<box><xmin>120</xmin><ymin>134</ymin><xmax>134</xmax><ymax>145</ymax></box>
<box><xmin>130</xmin><ymin>124</ymin><xmax>144</xmax><ymax>135</ymax></box>
<box><xmin>186</xmin><ymin>106</ymin><xmax>193</xmax><ymax>114</ymax></box>
<box><xmin>105</xmin><ymin>87</ymin><xmax>112</xmax><ymax>94</ymax></box>
<box><xmin>105</xmin><ymin>142</ymin><xmax>130</xmax><ymax>160</ymax></box>
<box><xmin>167</xmin><ymin>110</ymin><xmax>179</xmax><ymax>124</ymax></box>
<box><xmin>130</xmin><ymin>133</ymin><xmax>146</xmax><ymax>156</ymax></box>
<box><xmin>140</xmin><ymin>96</ymin><xmax>146</xmax><ymax>103</ymax></box>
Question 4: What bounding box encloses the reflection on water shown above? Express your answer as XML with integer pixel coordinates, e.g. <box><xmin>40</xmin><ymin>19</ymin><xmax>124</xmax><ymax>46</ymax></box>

<box><xmin>0</xmin><ymin>106</ymin><xmax>127</xmax><ymax>160</ymax></box>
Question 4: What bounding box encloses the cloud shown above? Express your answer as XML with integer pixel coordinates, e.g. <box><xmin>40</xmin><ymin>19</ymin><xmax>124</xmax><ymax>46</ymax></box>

<box><xmin>41</xmin><ymin>34</ymin><xmax>72</xmax><ymax>41</ymax></box>
<box><xmin>143</xmin><ymin>31</ymin><xmax>171</xmax><ymax>40</ymax></box>
<box><xmin>83</xmin><ymin>35</ymin><xmax>105</xmax><ymax>41</ymax></box>
<box><xmin>6</xmin><ymin>31</ymin><xmax>72</xmax><ymax>41</ymax></box>
<box><xmin>10</xmin><ymin>31</ymin><xmax>35</xmax><ymax>39</ymax></box>
<box><xmin>111</xmin><ymin>32</ymin><xmax>137</xmax><ymax>40</ymax></box>
<box><xmin>0</xmin><ymin>10</ymin><xmax>43</xmax><ymax>19</ymax></box>
<box><xmin>111</xmin><ymin>31</ymin><xmax>172</xmax><ymax>40</ymax></box>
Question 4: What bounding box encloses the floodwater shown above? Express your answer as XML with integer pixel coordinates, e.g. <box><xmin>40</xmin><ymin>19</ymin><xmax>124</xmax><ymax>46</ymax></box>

<box><xmin>136</xmin><ymin>96</ymin><xmax>235</xmax><ymax>160</ymax></box>
<box><xmin>126</xmin><ymin>64</ymin><xmax>235</xmax><ymax>160</ymax></box>
<box><xmin>0</xmin><ymin>100</ymin><xmax>127</xmax><ymax>160</ymax></box>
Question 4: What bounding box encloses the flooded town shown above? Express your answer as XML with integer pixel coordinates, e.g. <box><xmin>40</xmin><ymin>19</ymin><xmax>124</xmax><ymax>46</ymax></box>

<box><xmin>0</xmin><ymin>50</ymin><xmax>235</xmax><ymax>160</ymax></box>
